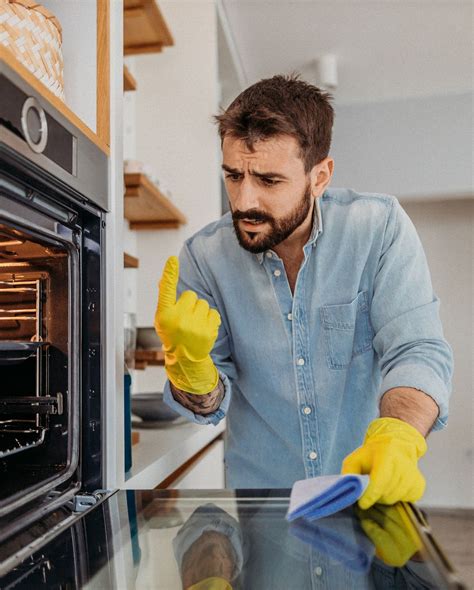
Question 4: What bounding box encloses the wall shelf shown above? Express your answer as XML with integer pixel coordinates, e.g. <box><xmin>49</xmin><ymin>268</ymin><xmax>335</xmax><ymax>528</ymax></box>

<box><xmin>124</xmin><ymin>173</ymin><xmax>187</xmax><ymax>230</ymax></box>
<box><xmin>124</xmin><ymin>0</ymin><xmax>174</xmax><ymax>56</ymax></box>
<box><xmin>123</xmin><ymin>65</ymin><xmax>137</xmax><ymax>91</ymax></box>
<box><xmin>134</xmin><ymin>349</ymin><xmax>164</xmax><ymax>370</ymax></box>
<box><xmin>124</xmin><ymin>252</ymin><xmax>139</xmax><ymax>268</ymax></box>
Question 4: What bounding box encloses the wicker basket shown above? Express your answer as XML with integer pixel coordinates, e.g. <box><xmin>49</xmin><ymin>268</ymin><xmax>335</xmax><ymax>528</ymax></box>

<box><xmin>0</xmin><ymin>0</ymin><xmax>65</xmax><ymax>100</ymax></box>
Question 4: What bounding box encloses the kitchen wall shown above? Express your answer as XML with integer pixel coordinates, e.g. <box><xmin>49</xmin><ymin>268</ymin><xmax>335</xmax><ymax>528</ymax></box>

<box><xmin>330</xmin><ymin>93</ymin><xmax>472</xmax><ymax>200</ymax></box>
<box><xmin>125</xmin><ymin>2</ymin><xmax>472</xmax><ymax>507</ymax></box>
<box><xmin>403</xmin><ymin>199</ymin><xmax>473</xmax><ymax>509</ymax></box>
<box><xmin>331</xmin><ymin>97</ymin><xmax>473</xmax><ymax>508</ymax></box>
<box><xmin>41</xmin><ymin>0</ymin><xmax>97</xmax><ymax>132</ymax></box>
<box><xmin>127</xmin><ymin>1</ymin><xmax>221</xmax><ymax>394</ymax></box>
<box><xmin>123</xmin><ymin>59</ymin><xmax>138</xmax><ymax>316</ymax></box>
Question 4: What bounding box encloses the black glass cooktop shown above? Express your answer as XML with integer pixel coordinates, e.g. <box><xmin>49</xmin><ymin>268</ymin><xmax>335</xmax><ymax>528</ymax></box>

<box><xmin>0</xmin><ymin>489</ymin><xmax>467</xmax><ymax>589</ymax></box>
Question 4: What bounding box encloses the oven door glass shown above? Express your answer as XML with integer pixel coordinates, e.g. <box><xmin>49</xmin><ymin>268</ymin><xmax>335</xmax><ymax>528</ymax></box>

<box><xmin>0</xmin><ymin>196</ymin><xmax>81</xmax><ymax>523</ymax></box>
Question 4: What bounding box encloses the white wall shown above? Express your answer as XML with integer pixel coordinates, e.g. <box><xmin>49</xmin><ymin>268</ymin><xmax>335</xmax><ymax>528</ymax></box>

<box><xmin>123</xmin><ymin>57</ymin><xmax>138</xmax><ymax>316</ymax></box>
<box><xmin>330</xmin><ymin>91</ymin><xmax>473</xmax><ymax>507</ymax></box>
<box><xmin>41</xmin><ymin>0</ymin><xmax>97</xmax><ymax>131</ymax></box>
<box><xmin>331</xmin><ymin>93</ymin><xmax>473</xmax><ymax>200</ymax></box>
<box><xmin>125</xmin><ymin>4</ymin><xmax>473</xmax><ymax>506</ymax></box>
<box><xmin>130</xmin><ymin>0</ymin><xmax>221</xmax><ymax>393</ymax></box>
<box><xmin>402</xmin><ymin>200</ymin><xmax>474</xmax><ymax>509</ymax></box>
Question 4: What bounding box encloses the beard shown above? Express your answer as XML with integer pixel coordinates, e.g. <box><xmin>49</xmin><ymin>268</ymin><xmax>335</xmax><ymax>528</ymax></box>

<box><xmin>231</xmin><ymin>181</ymin><xmax>313</xmax><ymax>254</ymax></box>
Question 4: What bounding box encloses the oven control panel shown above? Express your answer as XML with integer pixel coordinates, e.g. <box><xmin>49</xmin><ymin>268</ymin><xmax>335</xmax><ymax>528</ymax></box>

<box><xmin>0</xmin><ymin>74</ymin><xmax>77</xmax><ymax>176</ymax></box>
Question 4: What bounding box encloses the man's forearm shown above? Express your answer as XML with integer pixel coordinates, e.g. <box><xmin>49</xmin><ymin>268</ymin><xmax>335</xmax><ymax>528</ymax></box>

<box><xmin>170</xmin><ymin>378</ymin><xmax>225</xmax><ymax>415</ymax></box>
<box><xmin>380</xmin><ymin>387</ymin><xmax>439</xmax><ymax>437</ymax></box>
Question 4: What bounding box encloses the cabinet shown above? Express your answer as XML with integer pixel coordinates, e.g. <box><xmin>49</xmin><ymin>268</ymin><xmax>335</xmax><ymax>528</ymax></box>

<box><xmin>173</xmin><ymin>438</ymin><xmax>225</xmax><ymax>490</ymax></box>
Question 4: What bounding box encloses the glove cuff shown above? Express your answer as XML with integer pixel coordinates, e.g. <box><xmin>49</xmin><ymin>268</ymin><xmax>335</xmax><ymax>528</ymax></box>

<box><xmin>365</xmin><ymin>417</ymin><xmax>427</xmax><ymax>458</ymax></box>
<box><xmin>186</xmin><ymin>578</ymin><xmax>232</xmax><ymax>590</ymax></box>
<box><xmin>165</xmin><ymin>354</ymin><xmax>219</xmax><ymax>395</ymax></box>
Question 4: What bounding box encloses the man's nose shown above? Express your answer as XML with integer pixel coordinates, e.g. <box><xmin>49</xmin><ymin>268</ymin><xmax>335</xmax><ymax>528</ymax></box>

<box><xmin>235</xmin><ymin>177</ymin><xmax>260</xmax><ymax>212</ymax></box>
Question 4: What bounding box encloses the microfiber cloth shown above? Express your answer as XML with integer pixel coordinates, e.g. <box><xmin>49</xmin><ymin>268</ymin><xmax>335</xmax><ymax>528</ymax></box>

<box><xmin>286</xmin><ymin>474</ymin><xmax>370</xmax><ymax>521</ymax></box>
<box><xmin>289</xmin><ymin>511</ymin><xmax>375</xmax><ymax>573</ymax></box>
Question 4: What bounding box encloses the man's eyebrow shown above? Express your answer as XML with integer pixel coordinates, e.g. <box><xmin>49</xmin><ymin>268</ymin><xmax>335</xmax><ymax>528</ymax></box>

<box><xmin>251</xmin><ymin>170</ymin><xmax>288</xmax><ymax>180</ymax></box>
<box><xmin>221</xmin><ymin>164</ymin><xmax>288</xmax><ymax>180</ymax></box>
<box><xmin>222</xmin><ymin>164</ymin><xmax>242</xmax><ymax>174</ymax></box>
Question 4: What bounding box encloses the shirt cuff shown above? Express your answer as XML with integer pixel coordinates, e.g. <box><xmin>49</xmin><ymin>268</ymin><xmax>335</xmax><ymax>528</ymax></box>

<box><xmin>380</xmin><ymin>363</ymin><xmax>450</xmax><ymax>431</ymax></box>
<box><xmin>163</xmin><ymin>370</ymin><xmax>232</xmax><ymax>426</ymax></box>
<box><xmin>172</xmin><ymin>503</ymin><xmax>243</xmax><ymax>577</ymax></box>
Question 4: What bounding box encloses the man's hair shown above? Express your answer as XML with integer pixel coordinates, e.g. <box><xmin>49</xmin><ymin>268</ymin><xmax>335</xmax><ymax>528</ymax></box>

<box><xmin>214</xmin><ymin>74</ymin><xmax>334</xmax><ymax>173</ymax></box>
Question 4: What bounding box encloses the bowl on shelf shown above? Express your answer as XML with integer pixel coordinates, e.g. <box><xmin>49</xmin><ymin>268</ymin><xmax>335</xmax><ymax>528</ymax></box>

<box><xmin>136</xmin><ymin>327</ymin><xmax>162</xmax><ymax>350</ymax></box>
<box><xmin>131</xmin><ymin>392</ymin><xmax>179</xmax><ymax>422</ymax></box>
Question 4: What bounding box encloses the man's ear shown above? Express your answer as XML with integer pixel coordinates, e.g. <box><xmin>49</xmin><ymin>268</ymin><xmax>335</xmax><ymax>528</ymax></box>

<box><xmin>310</xmin><ymin>157</ymin><xmax>334</xmax><ymax>197</ymax></box>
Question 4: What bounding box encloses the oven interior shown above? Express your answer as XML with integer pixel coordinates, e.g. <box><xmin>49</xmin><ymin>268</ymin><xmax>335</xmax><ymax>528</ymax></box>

<box><xmin>0</xmin><ymin>222</ymin><xmax>73</xmax><ymax>503</ymax></box>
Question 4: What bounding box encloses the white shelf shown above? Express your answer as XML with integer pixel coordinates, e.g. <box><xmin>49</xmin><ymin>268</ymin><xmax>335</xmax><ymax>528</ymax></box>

<box><xmin>123</xmin><ymin>419</ymin><xmax>226</xmax><ymax>489</ymax></box>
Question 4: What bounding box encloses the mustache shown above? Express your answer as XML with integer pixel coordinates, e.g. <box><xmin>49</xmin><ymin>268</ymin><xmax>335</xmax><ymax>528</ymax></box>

<box><xmin>232</xmin><ymin>209</ymin><xmax>273</xmax><ymax>223</ymax></box>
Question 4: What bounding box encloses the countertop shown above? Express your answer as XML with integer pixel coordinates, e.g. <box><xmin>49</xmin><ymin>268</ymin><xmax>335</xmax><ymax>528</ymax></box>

<box><xmin>123</xmin><ymin>418</ymin><xmax>226</xmax><ymax>489</ymax></box>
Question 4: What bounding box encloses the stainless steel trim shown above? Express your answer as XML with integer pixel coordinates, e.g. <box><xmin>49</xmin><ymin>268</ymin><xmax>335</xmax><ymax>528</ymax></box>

<box><xmin>20</xmin><ymin>97</ymin><xmax>48</xmax><ymax>154</ymax></box>
<box><xmin>0</xmin><ymin>489</ymin><xmax>116</xmax><ymax>578</ymax></box>
<box><xmin>71</xmin><ymin>135</ymin><xmax>78</xmax><ymax>177</ymax></box>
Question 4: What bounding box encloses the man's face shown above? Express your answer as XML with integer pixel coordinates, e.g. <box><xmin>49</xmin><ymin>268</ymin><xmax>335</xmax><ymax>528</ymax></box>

<box><xmin>222</xmin><ymin>135</ymin><xmax>314</xmax><ymax>254</ymax></box>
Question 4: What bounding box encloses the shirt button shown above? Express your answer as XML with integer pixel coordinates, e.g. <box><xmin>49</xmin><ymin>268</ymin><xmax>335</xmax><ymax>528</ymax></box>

<box><xmin>266</xmin><ymin>252</ymin><xmax>272</xmax><ymax>258</ymax></box>
<box><xmin>296</xmin><ymin>358</ymin><xmax>305</xmax><ymax>366</ymax></box>
<box><xmin>309</xmin><ymin>451</ymin><xmax>318</xmax><ymax>460</ymax></box>
<box><xmin>314</xmin><ymin>566</ymin><xmax>323</xmax><ymax>576</ymax></box>
<box><xmin>287</xmin><ymin>313</ymin><xmax>293</xmax><ymax>321</ymax></box>
<box><xmin>303</xmin><ymin>406</ymin><xmax>312</xmax><ymax>415</ymax></box>
<box><xmin>273</xmin><ymin>269</ymin><xmax>281</xmax><ymax>277</ymax></box>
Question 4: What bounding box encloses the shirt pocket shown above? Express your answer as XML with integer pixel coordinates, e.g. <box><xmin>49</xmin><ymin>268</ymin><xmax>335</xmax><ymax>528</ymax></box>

<box><xmin>320</xmin><ymin>291</ymin><xmax>373</xmax><ymax>369</ymax></box>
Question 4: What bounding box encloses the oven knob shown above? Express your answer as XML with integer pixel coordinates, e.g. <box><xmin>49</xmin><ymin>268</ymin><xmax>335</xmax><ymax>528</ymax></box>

<box><xmin>20</xmin><ymin>96</ymin><xmax>48</xmax><ymax>154</ymax></box>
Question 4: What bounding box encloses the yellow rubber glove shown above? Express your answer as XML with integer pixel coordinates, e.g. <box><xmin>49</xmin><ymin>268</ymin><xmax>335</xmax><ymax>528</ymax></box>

<box><xmin>356</xmin><ymin>503</ymin><xmax>422</xmax><ymax>567</ymax></box>
<box><xmin>154</xmin><ymin>256</ymin><xmax>221</xmax><ymax>394</ymax></box>
<box><xmin>187</xmin><ymin>578</ymin><xmax>233</xmax><ymax>590</ymax></box>
<box><xmin>341</xmin><ymin>417</ymin><xmax>427</xmax><ymax>509</ymax></box>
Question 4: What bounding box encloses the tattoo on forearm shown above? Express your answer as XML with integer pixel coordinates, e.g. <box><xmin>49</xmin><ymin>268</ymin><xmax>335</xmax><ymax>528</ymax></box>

<box><xmin>170</xmin><ymin>378</ymin><xmax>225</xmax><ymax>415</ymax></box>
<box><xmin>181</xmin><ymin>531</ymin><xmax>236</xmax><ymax>588</ymax></box>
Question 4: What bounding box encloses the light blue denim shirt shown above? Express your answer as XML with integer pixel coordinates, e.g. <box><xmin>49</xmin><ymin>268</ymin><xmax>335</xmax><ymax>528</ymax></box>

<box><xmin>163</xmin><ymin>188</ymin><xmax>453</xmax><ymax>488</ymax></box>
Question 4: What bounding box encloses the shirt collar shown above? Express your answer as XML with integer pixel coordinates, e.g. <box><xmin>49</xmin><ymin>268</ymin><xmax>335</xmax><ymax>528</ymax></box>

<box><xmin>255</xmin><ymin>195</ymin><xmax>324</xmax><ymax>264</ymax></box>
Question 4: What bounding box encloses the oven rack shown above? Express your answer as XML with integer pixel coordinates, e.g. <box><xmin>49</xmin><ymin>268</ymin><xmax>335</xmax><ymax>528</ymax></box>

<box><xmin>0</xmin><ymin>341</ymin><xmax>49</xmax><ymax>365</ymax></box>
<box><xmin>0</xmin><ymin>423</ymin><xmax>47</xmax><ymax>459</ymax></box>
<box><xmin>0</xmin><ymin>395</ymin><xmax>63</xmax><ymax>416</ymax></box>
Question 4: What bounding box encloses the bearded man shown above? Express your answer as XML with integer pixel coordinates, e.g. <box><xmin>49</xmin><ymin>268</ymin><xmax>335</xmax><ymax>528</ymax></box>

<box><xmin>154</xmin><ymin>74</ymin><xmax>453</xmax><ymax>509</ymax></box>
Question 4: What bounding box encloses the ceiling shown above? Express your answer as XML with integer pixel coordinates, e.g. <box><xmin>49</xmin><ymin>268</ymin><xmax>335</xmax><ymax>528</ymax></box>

<box><xmin>218</xmin><ymin>0</ymin><xmax>473</xmax><ymax>106</ymax></box>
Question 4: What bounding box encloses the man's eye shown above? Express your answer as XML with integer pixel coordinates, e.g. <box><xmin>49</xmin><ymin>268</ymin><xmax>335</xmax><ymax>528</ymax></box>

<box><xmin>225</xmin><ymin>174</ymin><xmax>241</xmax><ymax>182</ymax></box>
<box><xmin>260</xmin><ymin>178</ymin><xmax>279</xmax><ymax>186</ymax></box>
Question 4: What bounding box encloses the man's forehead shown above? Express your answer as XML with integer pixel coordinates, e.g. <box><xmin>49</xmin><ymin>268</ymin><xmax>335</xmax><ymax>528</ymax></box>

<box><xmin>222</xmin><ymin>135</ymin><xmax>300</xmax><ymax>159</ymax></box>
<box><xmin>222</xmin><ymin>135</ymin><xmax>303</xmax><ymax>171</ymax></box>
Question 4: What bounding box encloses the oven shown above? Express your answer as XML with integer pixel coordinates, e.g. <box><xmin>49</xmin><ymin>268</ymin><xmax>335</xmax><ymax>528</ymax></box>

<box><xmin>0</xmin><ymin>53</ymin><xmax>110</xmax><ymax>574</ymax></box>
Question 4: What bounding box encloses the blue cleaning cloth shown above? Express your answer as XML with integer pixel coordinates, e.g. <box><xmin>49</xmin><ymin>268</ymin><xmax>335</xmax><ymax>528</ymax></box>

<box><xmin>289</xmin><ymin>510</ymin><xmax>375</xmax><ymax>573</ymax></box>
<box><xmin>286</xmin><ymin>474</ymin><xmax>370</xmax><ymax>522</ymax></box>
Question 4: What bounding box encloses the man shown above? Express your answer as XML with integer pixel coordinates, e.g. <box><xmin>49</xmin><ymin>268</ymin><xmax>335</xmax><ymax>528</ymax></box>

<box><xmin>155</xmin><ymin>75</ymin><xmax>453</xmax><ymax>509</ymax></box>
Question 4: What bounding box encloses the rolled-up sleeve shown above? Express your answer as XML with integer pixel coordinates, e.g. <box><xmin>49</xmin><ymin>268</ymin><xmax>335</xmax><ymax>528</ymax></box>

<box><xmin>162</xmin><ymin>242</ymin><xmax>236</xmax><ymax>426</ymax></box>
<box><xmin>163</xmin><ymin>370</ymin><xmax>232</xmax><ymax>426</ymax></box>
<box><xmin>371</xmin><ymin>199</ymin><xmax>454</xmax><ymax>430</ymax></box>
